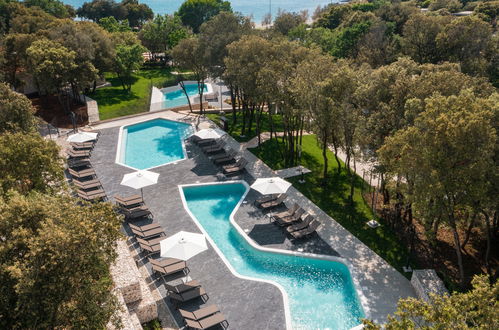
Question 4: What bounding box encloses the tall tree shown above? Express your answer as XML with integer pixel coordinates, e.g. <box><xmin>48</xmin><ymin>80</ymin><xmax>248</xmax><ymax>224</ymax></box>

<box><xmin>379</xmin><ymin>91</ymin><xmax>497</xmax><ymax>286</ymax></box>
<box><xmin>0</xmin><ymin>83</ymin><xmax>37</xmax><ymax>134</ymax></box>
<box><xmin>113</xmin><ymin>42</ymin><xmax>145</xmax><ymax>92</ymax></box>
<box><xmin>138</xmin><ymin>14</ymin><xmax>190</xmax><ymax>58</ymax></box>
<box><xmin>120</xmin><ymin>0</ymin><xmax>153</xmax><ymax>27</ymax></box>
<box><xmin>0</xmin><ymin>191</ymin><xmax>122</xmax><ymax>329</ymax></box>
<box><xmin>176</xmin><ymin>0</ymin><xmax>232</xmax><ymax>33</ymax></box>
<box><xmin>0</xmin><ymin>132</ymin><xmax>64</xmax><ymax>195</ymax></box>
<box><xmin>363</xmin><ymin>275</ymin><xmax>499</xmax><ymax>329</ymax></box>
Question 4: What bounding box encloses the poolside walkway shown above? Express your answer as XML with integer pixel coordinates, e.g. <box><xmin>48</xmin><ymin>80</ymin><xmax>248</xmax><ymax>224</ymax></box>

<box><xmin>88</xmin><ymin>111</ymin><xmax>415</xmax><ymax>329</ymax></box>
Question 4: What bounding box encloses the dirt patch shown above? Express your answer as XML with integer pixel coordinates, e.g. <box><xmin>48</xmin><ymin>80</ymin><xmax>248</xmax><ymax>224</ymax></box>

<box><xmin>31</xmin><ymin>95</ymin><xmax>88</xmax><ymax>129</ymax></box>
<box><xmin>365</xmin><ymin>191</ymin><xmax>498</xmax><ymax>290</ymax></box>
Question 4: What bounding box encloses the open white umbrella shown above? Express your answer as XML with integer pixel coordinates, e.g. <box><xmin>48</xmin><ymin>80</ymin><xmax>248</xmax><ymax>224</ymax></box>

<box><xmin>160</xmin><ymin>231</ymin><xmax>208</xmax><ymax>261</ymax></box>
<box><xmin>120</xmin><ymin>170</ymin><xmax>159</xmax><ymax>197</ymax></box>
<box><xmin>66</xmin><ymin>132</ymin><xmax>98</xmax><ymax>143</ymax></box>
<box><xmin>251</xmin><ymin>177</ymin><xmax>291</xmax><ymax>195</ymax></box>
<box><xmin>193</xmin><ymin>128</ymin><xmax>226</xmax><ymax>140</ymax></box>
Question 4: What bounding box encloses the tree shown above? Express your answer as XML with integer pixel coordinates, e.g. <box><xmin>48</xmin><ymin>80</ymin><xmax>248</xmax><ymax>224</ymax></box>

<box><xmin>0</xmin><ymin>33</ymin><xmax>37</xmax><ymax>89</ymax></box>
<box><xmin>428</xmin><ymin>0</ymin><xmax>462</xmax><ymax>12</ymax></box>
<box><xmin>363</xmin><ymin>275</ymin><xmax>499</xmax><ymax>329</ymax></box>
<box><xmin>98</xmin><ymin>16</ymin><xmax>131</xmax><ymax>32</ymax></box>
<box><xmin>378</xmin><ymin>91</ymin><xmax>497</xmax><ymax>286</ymax></box>
<box><xmin>120</xmin><ymin>0</ymin><xmax>153</xmax><ymax>27</ymax></box>
<box><xmin>26</xmin><ymin>38</ymin><xmax>78</xmax><ymax>110</ymax></box>
<box><xmin>172</xmin><ymin>37</ymin><xmax>209</xmax><ymax>114</ymax></box>
<box><xmin>24</xmin><ymin>0</ymin><xmax>74</xmax><ymax>18</ymax></box>
<box><xmin>0</xmin><ymin>191</ymin><xmax>122</xmax><ymax>329</ymax></box>
<box><xmin>273</xmin><ymin>10</ymin><xmax>307</xmax><ymax>35</ymax></box>
<box><xmin>8</xmin><ymin>4</ymin><xmax>55</xmax><ymax>34</ymax></box>
<box><xmin>0</xmin><ymin>83</ymin><xmax>37</xmax><ymax>134</ymax></box>
<box><xmin>176</xmin><ymin>0</ymin><xmax>232</xmax><ymax>33</ymax></box>
<box><xmin>401</xmin><ymin>14</ymin><xmax>450</xmax><ymax>64</ymax></box>
<box><xmin>138</xmin><ymin>14</ymin><xmax>190</xmax><ymax>57</ymax></box>
<box><xmin>0</xmin><ymin>132</ymin><xmax>64</xmax><ymax>195</ymax></box>
<box><xmin>113</xmin><ymin>42</ymin><xmax>145</xmax><ymax>91</ymax></box>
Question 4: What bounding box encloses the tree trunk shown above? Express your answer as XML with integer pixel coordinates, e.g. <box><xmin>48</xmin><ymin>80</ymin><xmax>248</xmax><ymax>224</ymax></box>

<box><xmin>321</xmin><ymin>133</ymin><xmax>328</xmax><ymax>183</ymax></box>
<box><xmin>331</xmin><ymin>133</ymin><xmax>341</xmax><ymax>174</ymax></box>
<box><xmin>230</xmin><ymin>85</ymin><xmax>237</xmax><ymax>126</ymax></box>
<box><xmin>247</xmin><ymin>103</ymin><xmax>255</xmax><ymax>136</ymax></box>
<box><xmin>449</xmin><ymin>214</ymin><xmax>465</xmax><ymax>287</ymax></box>
<box><xmin>240</xmin><ymin>96</ymin><xmax>247</xmax><ymax>136</ymax></box>
<box><xmin>460</xmin><ymin>212</ymin><xmax>477</xmax><ymax>251</ymax></box>
<box><xmin>198</xmin><ymin>79</ymin><xmax>204</xmax><ymax>115</ymax></box>
<box><xmin>256</xmin><ymin>103</ymin><xmax>264</xmax><ymax>146</ymax></box>
<box><xmin>349</xmin><ymin>155</ymin><xmax>357</xmax><ymax>204</ymax></box>
<box><xmin>268</xmin><ymin>102</ymin><xmax>274</xmax><ymax>140</ymax></box>
<box><xmin>482</xmin><ymin>210</ymin><xmax>493</xmax><ymax>276</ymax></box>
<box><xmin>179</xmin><ymin>81</ymin><xmax>193</xmax><ymax>113</ymax></box>
<box><xmin>92</xmin><ymin>80</ymin><xmax>97</xmax><ymax>94</ymax></box>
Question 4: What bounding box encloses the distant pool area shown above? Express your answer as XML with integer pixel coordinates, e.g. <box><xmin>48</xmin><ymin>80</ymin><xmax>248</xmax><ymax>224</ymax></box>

<box><xmin>116</xmin><ymin>118</ymin><xmax>193</xmax><ymax>170</ymax></box>
<box><xmin>179</xmin><ymin>182</ymin><xmax>365</xmax><ymax>330</ymax></box>
<box><xmin>149</xmin><ymin>81</ymin><xmax>215</xmax><ymax>110</ymax></box>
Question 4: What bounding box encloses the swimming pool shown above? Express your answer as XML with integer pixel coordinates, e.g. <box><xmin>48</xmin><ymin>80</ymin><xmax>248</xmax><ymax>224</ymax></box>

<box><xmin>117</xmin><ymin>118</ymin><xmax>193</xmax><ymax>170</ymax></box>
<box><xmin>180</xmin><ymin>182</ymin><xmax>364</xmax><ymax>330</ymax></box>
<box><xmin>163</xmin><ymin>83</ymin><xmax>208</xmax><ymax>108</ymax></box>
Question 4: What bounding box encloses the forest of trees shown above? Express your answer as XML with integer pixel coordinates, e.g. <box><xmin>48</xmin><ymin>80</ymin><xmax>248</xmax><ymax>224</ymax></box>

<box><xmin>0</xmin><ymin>0</ymin><xmax>498</xmax><ymax>327</ymax></box>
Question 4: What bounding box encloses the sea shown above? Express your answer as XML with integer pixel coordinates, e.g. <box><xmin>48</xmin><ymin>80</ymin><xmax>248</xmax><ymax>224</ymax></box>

<box><xmin>63</xmin><ymin>0</ymin><xmax>338</xmax><ymax>25</ymax></box>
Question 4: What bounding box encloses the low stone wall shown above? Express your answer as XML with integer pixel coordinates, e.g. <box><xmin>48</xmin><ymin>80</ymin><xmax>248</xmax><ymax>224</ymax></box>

<box><xmin>108</xmin><ymin>240</ymin><xmax>158</xmax><ymax>329</ymax></box>
<box><xmin>84</xmin><ymin>95</ymin><xmax>100</xmax><ymax>123</ymax></box>
<box><xmin>411</xmin><ymin>269</ymin><xmax>448</xmax><ymax>302</ymax></box>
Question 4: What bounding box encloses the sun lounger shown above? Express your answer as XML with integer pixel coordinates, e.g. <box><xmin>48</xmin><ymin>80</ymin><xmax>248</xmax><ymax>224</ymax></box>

<box><xmin>120</xmin><ymin>205</ymin><xmax>152</xmax><ymax>220</ymax></box>
<box><xmin>179</xmin><ymin>305</ymin><xmax>219</xmax><ymax>321</ymax></box>
<box><xmin>274</xmin><ymin>207</ymin><xmax>305</xmax><ymax>226</ymax></box>
<box><xmin>254</xmin><ymin>193</ymin><xmax>280</xmax><ymax>207</ymax></box>
<box><xmin>184</xmin><ymin>312</ymin><xmax>228</xmax><ymax>330</ymax></box>
<box><xmin>67</xmin><ymin>148</ymin><xmax>92</xmax><ymax>159</ymax></box>
<box><xmin>149</xmin><ymin>257</ymin><xmax>189</xmax><ymax>277</ymax></box>
<box><xmin>72</xmin><ymin>178</ymin><xmax>102</xmax><ymax>189</ymax></box>
<box><xmin>70</xmin><ymin>141</ymin><xmax>94</xmax><ymax>150</ymax></box>
<box><xmin>190</xmin><ymin>135</ymin><xmax>216</xmax><ymax>146</ymax></box>
<box><xmin>77</xmin><ymin>188</ymin><xmax>106</xmax><ymax>201</ymax></box>
<box><xmin>114</xmin><ymin>194</ymin><xmax>144</xmax><ymax>208</ymax></box>
<box><xmin>223</xmin><ymin>158</ymin><xmax>247</xmax><ymax>176</ymax></box>
<box><xmin>211</xmin><ymin>149</ymin><xmax>236</xmax><ymax>161</ymax></box>
<box><xmin>68</xmin><ymin>157</ymin><xmax>91</xmax><ymax>169</ymax></box>
<box><xmin>69</xmin><ymin>167</ymin><xmax>96</xmax><ymax>179</ymax></box>
<box><xmin>290</xmin><ymin>220</ymin><xmax>322</xmax><ymax>239</ymax></box>
<box><xmin>272</xmin><ymin>203</ymin><xmax>299</xmax><ymax>219</ymax></box>
<box><xmin>164</xmin><ymin>280</ymin><xmax>201</xmax><ymax>294</ymax></box>
<box><xmin>202</xmin><ymin>140</ymin><xmax>226</xmax><ymax>154</ymax></box>
<box><xmin>168</xmin><ymin>285</ymin><xmax>208</xmax><ymax>307</ymax></box>
<box><xmin>286</xmin><ymin>214</ymin><xmax>314</xmax><ymax>233</ymax></box>
<box><xmin>129</xmin><ymin>223</ymin><xmax>164</xmax><ymax>239</ymax></box>
<box><xmin>259</xmin><ymin>193</ymin><xmax>287</xmax><ymax>209</ymax></box>
<box><xmin>213</xmin><ymin>152</ymin><xmax>237</xmax><ymax>165</ymax></box>
<box><xmin>136</xmin><ymin>236</ymin><xmax>164</xmax><ymax>255</ymax></box>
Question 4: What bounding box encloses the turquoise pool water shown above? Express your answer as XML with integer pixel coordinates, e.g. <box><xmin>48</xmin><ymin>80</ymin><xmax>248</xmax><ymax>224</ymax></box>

<box><xmin>181</xmin><ymin>183</ymin><xmax>364</xmax><ymax>330</ymax></box>
<box><xmin>163</xmin><ymin>83</ymin><xmax>207</xmax><ymax>108</ymax></box>
<box><xmin>120</xmin><ymin>118</ymin><xmax>192</xmax><ymax>170</ymax></box>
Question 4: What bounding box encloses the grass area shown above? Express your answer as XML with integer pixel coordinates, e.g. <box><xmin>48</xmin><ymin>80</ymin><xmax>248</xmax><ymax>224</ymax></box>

<box><xmin>91</xmin><ymin>68</ymin><xmax>177</xmax><ymax>120</ymax></box>
<box><xmin>251</xmin><ymin>135</ymin><xmax>411</xmax><ymax>275</ymax></box>
<box><xmin>206</xmin><ymin>111</ymin><xmax>284</xmax><ymax>142</ymax></box>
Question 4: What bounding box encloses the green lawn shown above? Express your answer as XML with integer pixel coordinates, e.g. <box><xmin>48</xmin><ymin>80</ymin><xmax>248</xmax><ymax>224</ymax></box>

<box><xmin>91</xmin><ymin>68</ymin><xmax>177</xmax><ymax>120</ymax></box>
<box><xmin>251</xmin><ymin>135</ymin><xmax>411</xmax><ymax>275</ymax></box>
<box><xmin>207</xmin><ymin>111</ymin><xmax>284</xmax><ymax>142</ymax></box>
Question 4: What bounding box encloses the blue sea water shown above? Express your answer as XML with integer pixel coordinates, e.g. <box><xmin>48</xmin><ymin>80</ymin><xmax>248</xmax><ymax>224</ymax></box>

<box><xmin>181</xmin><ymin>182</ymin><xmax>364</xmax><ymax>330</ymax></box>
<box><xmin>120</xmin><ymin>118</ymin><xmax>192</xmax><ymax>169</ymax></box>
<box><xmin>164</xmin><ymin>83</ymin><xmax>207</xmax><ymax>108</ymax></box>
<box><xmin>63</xmin><ymin>0</ymin><xmax>338</xmax><ymax>25</ymax></box>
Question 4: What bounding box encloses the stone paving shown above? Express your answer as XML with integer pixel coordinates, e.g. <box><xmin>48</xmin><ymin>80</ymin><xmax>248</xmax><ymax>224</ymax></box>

<box><xmin>88</xmin><ymin>110</ymin><xmax>416</xmax><ymax>329</ymax></box>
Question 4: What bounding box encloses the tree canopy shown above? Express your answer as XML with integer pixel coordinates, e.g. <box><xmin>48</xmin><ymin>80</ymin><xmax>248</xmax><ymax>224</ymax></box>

<box><xmin>176</xmin><ymin>0</ymin><xmax>232</xmax><ymax>33</ymax></box>
<box><xmin>0</xmin><ymin>82</ymin><xmax>37</xmax><ymax>133</ymax></box>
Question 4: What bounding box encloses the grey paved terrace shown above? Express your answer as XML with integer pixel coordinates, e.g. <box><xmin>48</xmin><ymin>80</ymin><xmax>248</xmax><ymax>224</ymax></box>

<box><xmin>87</xmin><ymin>110</ymin><xmax>416</xmax><ymax>329</ymax></box>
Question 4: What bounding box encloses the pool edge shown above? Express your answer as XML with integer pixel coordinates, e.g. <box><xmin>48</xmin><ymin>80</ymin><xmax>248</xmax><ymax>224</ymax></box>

<box><xmin>178</xmin><ymin>180</ymin><xmax>369</xmax><ymax>330</ymax></box>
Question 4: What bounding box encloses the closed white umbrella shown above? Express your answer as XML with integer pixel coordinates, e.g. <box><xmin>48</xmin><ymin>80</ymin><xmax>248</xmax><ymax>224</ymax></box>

<box><xmin>66</xmin><ymin>132</ymin><xmax>98</xmax><ymax>143</ymax></box>
<box><xmin>120</xmin><ymin>170</ymin><xmax>159</xmax><ymax>197</ymax></box>
<box><xmin>160</xmin><ymin>231</ymin><xmax>208</xmax><ymax>260</ymax></box>
<box><xmin>193</xmin><ymin>128</ymin><xmax>226</xmax><ymax>140</ymax></box>
<box><xmin>251</xmin><ymin>177</ymin><xmax>291</xmax><ymax>195</ymax></box>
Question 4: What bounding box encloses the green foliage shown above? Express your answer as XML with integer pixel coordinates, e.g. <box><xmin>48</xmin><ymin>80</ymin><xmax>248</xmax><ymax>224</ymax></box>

<box><xmin>351</xmin><ymin>0</ymin><xmax>386</xmax><ymax>13</ymax></box>
<box><xmin>0</xmin><ymin>33</ymin><xmax>37</xmax><ymax>88</ymax></box>
<box><xmin>331</xmin><ymin>21</ymin><xmax>372</xmax><ymax>58</ymax></box>
<box><xmin>0</xmin><ymin>191</ymin><xmax>123</xmax><ymax>329</ymax></box>
<box><xmin>363</xmin><ymin>275</ymin><xmax>499</xmax><ymax>329</ymax></box>
<box><xmin>176</xmin><ymin>0</ymin><xmax>232</xmax><ymax>33</ymax></box>
<box><xmin>0</xmin><ymin>83</ymin><xmax>37</xmax><ymax>134</ymax></box>
<box><xmin>26</xmin><ymin>38</ymin><xmax>77</xmax><ymax>94</ymax></box>
<box><xmin>273</xmin><ymin>10</ymin><xmax>307</xmax><ymax>36</ymax></box>
<box><xmin>252</xmin><ymin>135</ymin><xmax>411</xmax><ymax>273</ymax></box>
<box><xmin>0</xmin><ymin>132</ymin><xmax>64</xmax><ymax>195</ymax></box>
<box><xmin>428</xmin><ymin>0</ymin><xmax>463</xmax><ymax>12</ymax></box>
<box><xmin>315</xmin><ymin>4</ymin><xmax>353</xmax><ymax>29</ymax></box>
<box><xmin>77</xmin><ymin>0</ymin><xmax>152</xmax><ymax>27</ymax></box>
<box><xmin>99</xmin><ymin>16</ymin><xmax>131</xmax><ymax>32</ymax></box>
<box><xmin>473</xmin><ymin>1</ymin><xmax>499</xmax><ymax>25</ymax></box>
<box><xmin>24</xmin><ymin>0</ymin><xmax>74</xmax><ymax>18</ymax></box>
<box><xmin>138</xmin><ymin>14</ymin><xmax>190</xmax><ymax>54</ymax></box>
<box><xmin>113</xmin><ymin>42</ymin><xmax>146</xmax><ymax>91</ymax></box>
<box><xmin>120</xmin><ymin>0</ymin><xmax>153</xmax><ymax>27</ymax></box>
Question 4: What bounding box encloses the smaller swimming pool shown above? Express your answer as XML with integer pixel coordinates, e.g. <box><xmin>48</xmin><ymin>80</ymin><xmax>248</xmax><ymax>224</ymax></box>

<box><xmin>117</xmin><ymin>118</ymin><xmax>193</xmax><ymax>170</ymax></box>
<box><xmin>163</xmin><ymin>83</ymin><xmax>208</xmax><ymax>108</ymax></box>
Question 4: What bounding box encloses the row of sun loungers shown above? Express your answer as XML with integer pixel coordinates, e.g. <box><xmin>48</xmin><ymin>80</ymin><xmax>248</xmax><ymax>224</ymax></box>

<box><xmin>114</xmin><ymin>194</ymin><xmax>153</xmax><ymax>220</ymax></box>
<box><xmin>256</xmin><ymin>194</ymin><xmax>322</xmax><ymax>239</ymax></box>
<box><xmin>67</xmin><ymin>157</ymin><xmax>108</xmax><ymax>202</ymax></box>
<box><xmin>122</xmin><ymin>208</ymin><xmax>229</xmax><ymax>329</ymax></box>
<box><xmin>192</xmin><ymin>136</ymin><xmax>248</xmax><ymax>177</ymax></box>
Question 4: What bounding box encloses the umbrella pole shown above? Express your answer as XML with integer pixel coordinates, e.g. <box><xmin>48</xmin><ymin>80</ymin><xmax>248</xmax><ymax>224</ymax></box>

<box><xmin>141</xmin><ymin>188</ymin><xmax>143</xmax><ymax>198</ymax></box>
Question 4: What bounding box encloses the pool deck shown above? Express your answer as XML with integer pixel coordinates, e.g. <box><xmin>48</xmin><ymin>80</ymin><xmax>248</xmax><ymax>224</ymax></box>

<box><xmin>89</xmin><ymin>111</ymin><xmax>415</xmax><ymax>329</ymax></box>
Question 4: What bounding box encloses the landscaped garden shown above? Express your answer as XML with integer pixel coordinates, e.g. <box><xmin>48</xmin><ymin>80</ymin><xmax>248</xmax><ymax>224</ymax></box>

<box><xmin>91</xmin><ymin>68</ymin><xmax>178</xmax><ymax>120</ymax></box>
<box><xmin>251</xmin><ymin>135</ymin><xmax>411</xmax><ymax>274</ymax></box>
